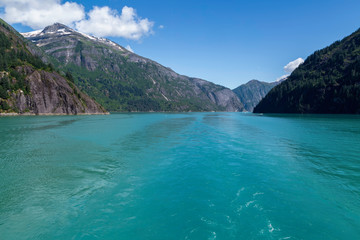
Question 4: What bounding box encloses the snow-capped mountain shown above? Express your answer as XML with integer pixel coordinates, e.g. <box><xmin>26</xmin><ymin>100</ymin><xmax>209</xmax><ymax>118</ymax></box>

<box><xmin>22</xmin><ymin>23</ymin><xmax>244</xmax><ymax>112</ymax></box>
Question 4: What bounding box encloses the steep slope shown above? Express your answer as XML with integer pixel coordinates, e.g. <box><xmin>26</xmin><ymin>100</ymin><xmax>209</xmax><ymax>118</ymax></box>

<box><xmin>254</xmin><ymin>28</ymin><xmax>360</xmax><ymax>114</ymax></box>
<box><xmin>0</xmin><ymin>19</ymin><xmax>107</xmax><ymax>115</ymax></box>
<box><xmin>233</xmin><ymin>80</ymin><xmax>279</xmax><ymax>112</ymax></box>
<box><xmin>23</xmin><ymin>23</ymin><xmax>244</xmax><ymax>112</ymax></box>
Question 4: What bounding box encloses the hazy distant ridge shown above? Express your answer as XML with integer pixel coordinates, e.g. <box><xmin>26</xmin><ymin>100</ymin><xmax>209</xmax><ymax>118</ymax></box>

<box><xmin>233</xmin><ymin>80</ymin><xmax>279</xmax><ymax>112</ymax></box>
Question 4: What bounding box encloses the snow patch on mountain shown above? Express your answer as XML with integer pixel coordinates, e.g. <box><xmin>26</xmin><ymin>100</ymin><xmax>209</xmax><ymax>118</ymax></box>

<box><xmin>21</xmin><ymin>29</ymin><xmax>43</xmax><ymax>38</ymax></box>
<box><xmin>22</xmin><ymin>24</ymin><xmax>127</xmax><ymax>53</ymax></box>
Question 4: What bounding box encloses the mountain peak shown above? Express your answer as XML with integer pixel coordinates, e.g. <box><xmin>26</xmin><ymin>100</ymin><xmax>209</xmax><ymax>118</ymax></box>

<box><xmin>41</xmin><ymin>23</ymin><xmax>74</xmax><ymax>35</ymax></box>
<box><xmin>248</xmin><ymin>79</ymin><xmax>261</xmax><ymax>84</ymax></box>
<box><xmin>21</xmin><ymin>21</ymin><xmax>244</xmax><ymax>112</ymax></box>
<box><xmin>22</xmin><ymin>23</ymin><xmax>76</xmax><ymax>38</ymax></box>
<box><xmin>22</xmin><ymin>23</ymin><xmax>129</xmax><ymax>52</ymax></box>
<box><xmin>233</xmin><ymin>79</ymin><xmax>280</xmax><ymax>112</ymax></box>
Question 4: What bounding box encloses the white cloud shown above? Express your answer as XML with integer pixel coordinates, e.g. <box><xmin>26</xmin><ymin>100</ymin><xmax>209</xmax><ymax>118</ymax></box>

<box><xmin>0</xmin><ymin>0</ymin><xmax>155</xmax><ymax>40</ymax></box>
<box><xmin>0</xmin><ymin>0</ymin><xmax>85</xmax><ymax>29</ymax></box>
<box><xmin>275</xmin><ymin>74</ymin><xmax>289</xmax><ymax>82</ymax></box>
<box><xmin>274</xmin><ymin>58</ymin><xmax>304</xmax><ymax>82</ymax></box>
<box><xmin>284</xmin><ymin>58</ymin><xmax>304</xmax><ymax>73</ymax></box>
<box><xmin>125</xmin><ymin>45</ymin><xmax>134</xmax><ymax>53</ymax></box>
<box><xmin>75</xmin><ymin>6</ymin><xmax>154</xmax><ymax>40</ymax></box>
<box><xmin>159</xmin><ymin>25</ymin><xmax>164</xmax><ymax>29</ymax></box>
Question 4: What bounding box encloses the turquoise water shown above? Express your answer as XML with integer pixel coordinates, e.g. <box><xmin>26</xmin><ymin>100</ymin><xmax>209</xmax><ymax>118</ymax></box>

<box><xmin>0</xmin><ymin>113</ymin><xmax>359</xmax><ymax>239</ymax></box>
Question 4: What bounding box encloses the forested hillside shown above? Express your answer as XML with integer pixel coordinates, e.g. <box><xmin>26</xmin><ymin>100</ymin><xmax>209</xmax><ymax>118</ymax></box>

<box><xmin>254</xmin><ymin>28</ymin><xmax>360</xmax><ymax>114</ymax></box>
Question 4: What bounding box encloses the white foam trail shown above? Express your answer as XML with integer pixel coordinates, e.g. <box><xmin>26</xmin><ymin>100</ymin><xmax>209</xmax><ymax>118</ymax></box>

<box><xmin>226</xmin><ymin>215</ymin><xmax>232</xmax><ymax>224</ymax></box>
<box><xmin>253</xmin><ymin>204</ymin><xmax>263</xmax><ymax>211</ymax></box>
<box><xmin>201</xmin><ymin>217</ymin><xmax>216</xmax><ymax>226</ymax></box>
<box><xmin>253</xmin><ymin>192</ymin><xmax>264</xmax><ymax>197</ymax></box>
<box><xmin>268</xmin><ymin>222</ymin><xmax>275</xmax><ymax>233</ymax></box>
<box><xmin>208</xmin><ymin>231</ymin><xmax>216</xmax><ymax>240</ymax></box>
<box><xmin>245</xmin><ymin>200</ymin><xmax>255</xmax><ymax>207</ymax></box>
<box><xmin>236</xmin><ymin>187</ymin><xmax>245</xmax><ymax>197</ymax></box>
<box><xmin>267</xmin><ymin>220</ymin><xmax>280</xmax><ymax>233</ymax></box>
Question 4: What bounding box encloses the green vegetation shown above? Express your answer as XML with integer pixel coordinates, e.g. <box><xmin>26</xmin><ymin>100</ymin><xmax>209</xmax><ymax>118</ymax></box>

<box><xmin>254</xmin><ymin>28</ymin><xmax>360</xmax><ymax>114</ymax></box>
<box><xmin>0</xmin><ymin>24</ymin><xmax>53</xmax><ymax>111</ymax></box>
<box><xmin>55</xmin><ymin>46</ymin><xmax>218</xmax><ymax>112</ymax></box>
<box><xmin>25</xmin><ymin>23</ymin><xmax>239</xmax><ymax>112</ymax></box>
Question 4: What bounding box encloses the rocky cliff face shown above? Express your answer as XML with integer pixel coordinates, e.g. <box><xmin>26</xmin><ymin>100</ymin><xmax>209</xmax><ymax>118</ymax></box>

<box><xmin>232</xmin><ymin>80</ymin><xmax>279</xmax><ymax>112</ymax></box>
<box><xmin>5</xmin><ymin>66</ymin><xmax>106</xmax><ymax>115</ymax></box>
<box><xmin>191</xmin><ymin>78</ymin><xmax>242</xmax><ymax>111</ymax></box>
<box><xmin>23</xmin><ymin>23</ymin><xmax>244</xmax><ymax>112</ymax></box>
<box><xmin>0</xmin><ymin>19</ymin><xmax>107</xmax><ymax>115</ymax></box>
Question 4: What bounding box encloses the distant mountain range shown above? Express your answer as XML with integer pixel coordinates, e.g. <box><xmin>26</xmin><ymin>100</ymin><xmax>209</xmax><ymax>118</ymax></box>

<box><xmin>2</xmin><ymin>17</ymin><xmax>359</xmax><ymax>114</ymax></box>
<box><xmin>0</xmin><ymin>19</ymin><xmax>106</xmax><ymax>115</ymax></box>
<box><xmin>232</xmin><ymin>80</ymin><xmax>280</xmax><ymax>112</ymax></box>
<box><xmin>254</xmin><ymin>28</ymin><xmax>360</xmax><ymax>114</ymax></box>
<box><xmin>22</xmin><ymin>23</ymin><xmax>244</xmax><ymax>112</ymax></box>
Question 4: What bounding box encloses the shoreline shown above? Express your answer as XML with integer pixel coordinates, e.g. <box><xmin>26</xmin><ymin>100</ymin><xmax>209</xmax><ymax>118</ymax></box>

<box><xmin>0</xmin><ymin>112</ymin><xmax>110</xmax><ymax>116</ymax></box>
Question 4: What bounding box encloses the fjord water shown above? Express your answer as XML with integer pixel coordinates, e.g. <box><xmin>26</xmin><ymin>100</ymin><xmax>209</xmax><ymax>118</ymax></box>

<box><xmin>0</xmin><ymin>113</ymin><xmax>359</xmax><ymax>239</ymax></box>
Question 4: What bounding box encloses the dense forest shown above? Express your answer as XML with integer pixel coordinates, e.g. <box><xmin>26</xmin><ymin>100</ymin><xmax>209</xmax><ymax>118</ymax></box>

<box><xmin>254</xmin><ymin>28</ymin><xmax>360</xmax><ymax>114</ymax></box>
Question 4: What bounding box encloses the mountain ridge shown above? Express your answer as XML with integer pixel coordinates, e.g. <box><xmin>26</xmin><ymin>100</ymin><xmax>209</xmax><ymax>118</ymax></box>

<box><xmin>23</xmin><ymin>23</ymin><xmax>244</xmax><ymax>112</ymax></box>
<box><xmin>232</xmin><ymin>79</ymin><xmax>280</xmax><ymax>112</ymax></box>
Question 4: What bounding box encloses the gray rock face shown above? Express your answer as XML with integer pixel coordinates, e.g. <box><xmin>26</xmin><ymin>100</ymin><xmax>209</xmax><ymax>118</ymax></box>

<box><xmin>7</xmin><ymin>66</ymin><xmax>107</xmax><ymax>115</ymax></box>
<box><xmin>191</xmin><ymin>78</ymin><xmax>242</xmax><ymax>112</ymax></box>
<box><xmin>233</xmin><ymin>80</ymin><xmax>279</xmax><ymax>112</ymax></box>
<box><xmin>23</xmin><ymin>23</ymin><xmax>244</xmax><ymax>112</ymax></box>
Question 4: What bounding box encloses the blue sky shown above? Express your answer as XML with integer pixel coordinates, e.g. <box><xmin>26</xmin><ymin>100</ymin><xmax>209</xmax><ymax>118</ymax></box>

<box><xmin>2</xmin><ymin>0</ymin><xmax>360</xmax><ymax>89</ymax></box>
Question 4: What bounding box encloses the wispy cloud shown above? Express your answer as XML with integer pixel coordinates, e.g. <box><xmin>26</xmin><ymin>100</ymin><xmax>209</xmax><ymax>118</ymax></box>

<box><xmin>284</xmin><ymin>58</ymin><xmax>304</xmax><ymax>73</ymax></box>
<box><xmin>275</xmin><ymin>57</ymin><xmax>304</xmax><ymax>82</ymax></box>
<box><xmin>125</xmin><ymin>45</ymin><xmax>134</xmax><ymax>53</ymax></box>
<box><xmin>275</xmin><ymin>74</ymin><xmax>289</xmax><ymax>82</ymax></box>
<box><xmin>0</xmin><ymin>0</ymin><xmax>154</xmax><ymax>40</ymax></box>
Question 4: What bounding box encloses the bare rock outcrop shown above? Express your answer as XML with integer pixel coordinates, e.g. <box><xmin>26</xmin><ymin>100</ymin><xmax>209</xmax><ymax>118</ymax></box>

<box><xmin>6</xmin><ymin>66</ymin><xmax>107</xmax><ymax>115</ymax></box>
